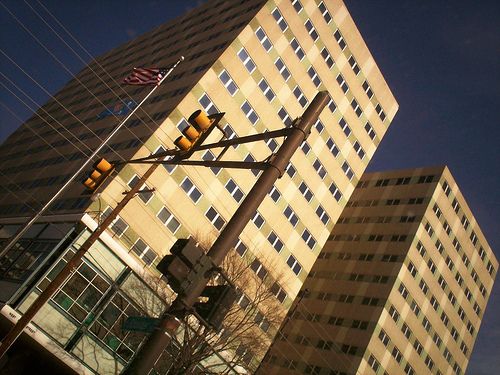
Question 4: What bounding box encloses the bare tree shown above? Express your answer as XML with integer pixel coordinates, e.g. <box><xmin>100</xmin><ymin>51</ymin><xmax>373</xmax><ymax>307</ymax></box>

<box><xmin>153</xmin><ymin>247</ymin><xmax>288</xmax><ymax>374</ymax></box>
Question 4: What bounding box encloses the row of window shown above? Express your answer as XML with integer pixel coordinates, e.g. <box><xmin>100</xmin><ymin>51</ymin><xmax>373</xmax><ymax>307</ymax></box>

<box><xmin>441</xmin><ymin>180</ymin><xmax>495</xmax><ymax>277</ymax></box>
<box><xmin>421</xmin><ymin>222</ymin><xmax>483</xmax><ymax>317</ymax></box>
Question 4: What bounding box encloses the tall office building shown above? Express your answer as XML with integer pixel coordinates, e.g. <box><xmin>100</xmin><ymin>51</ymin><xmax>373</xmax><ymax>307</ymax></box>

<box><xmin>0</xmin><ymin>0</ymin><xmax>397</xmax><ymax>373</ymax></box>
<box><xmin>259</xmin><ymin>166</ymin><xmax>497</xmax><ymax>375</ymax></box>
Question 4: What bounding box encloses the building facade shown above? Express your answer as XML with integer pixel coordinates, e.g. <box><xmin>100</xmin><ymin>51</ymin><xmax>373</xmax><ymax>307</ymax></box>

<box><xmin>0</xmin><ymin>0</ymin><xmax>397</xmax><ymax>373</ymax></box>
<box><xmin>259</xmin><ymin>166</ymin><xmax>497</xmax><ymax>375</ymax></box>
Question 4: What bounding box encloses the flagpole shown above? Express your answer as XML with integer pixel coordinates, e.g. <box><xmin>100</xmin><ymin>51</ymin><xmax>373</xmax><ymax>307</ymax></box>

<box><xmin>0</xmin><ymin>56</ymin><xmax>184</xmax><ymax>255</ymax></box>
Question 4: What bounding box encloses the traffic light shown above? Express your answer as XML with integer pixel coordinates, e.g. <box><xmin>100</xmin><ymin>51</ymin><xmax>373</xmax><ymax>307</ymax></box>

<box><xmin>82</xmin><ymin>158</ymin><xmax>115</xmax><ymax>191</ymax></box>
<box><xmin>194</xmin><ymin>284</ymin><xmax>237</xmax><ymax>331</ymax></box>
<box><xmin>156</xmin><ymin>238</ymin><xmax>213</xmax><ymax>296</ymax></box>
<box><xmin>173</xmin><ymin>110</ymin><xmax>220</xmax><ymax>154</ymax></box>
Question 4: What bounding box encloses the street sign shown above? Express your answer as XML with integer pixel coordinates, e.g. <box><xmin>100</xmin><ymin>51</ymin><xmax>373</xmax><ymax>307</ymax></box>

<box><xmin>122</xmin><ymin>316</ymin><xmax>161</xmax><ymax>333</ymax></box>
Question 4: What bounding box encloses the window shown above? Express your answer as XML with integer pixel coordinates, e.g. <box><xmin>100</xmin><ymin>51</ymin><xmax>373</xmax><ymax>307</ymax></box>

<box><xmin>402</xmin><ymin>323</ymin><xmax>412</xmax><ymax>339</ymax></box>
<box><xmin>336</xmin><ymin>73</ymin><xmax>349</xmax><ymax>93</ymax></box>
<box><xmin>302</xmin><ymin>229</ymin><xmax>316</xmax><ymax>249</ymax></box>
<box><xmin>181</xmin><ymin>177</ymin><xmax>202</xmax><ymax>203</ymax></box>
<box><xmin>278</xmin><ymin>106</ymin><xmax>292</xmax><ymax>127</ymax></box>
<box><xmin>275</xmin><ymin>58</ymin><xmax>291</xmax><ymax>81</ymax></box>
<box><xmin>353</xmin><ymin>141</ymin><xmax>365</xmax><ymax>159</ymax></box>
<box><xmin>293</xmin><ymin>85</ymin><xmax>308</xmax><ymax>107</ymax></box>
<box><xmin>470</xmin><ymin>231</ymin><xmax>478</xmax><ymax>246</ymax></box>
<box><xmin>425</xmin><ymin>355</ymin><xmax>434</xmax><ymax>370</ymax></box>
<box><xmin>318</xmin><ymin>2</ymin><xmax>332</xmax><ymax>23</ymax></box>
<box><xmin>235</xmin><ymin>239</ymin><xmax>247</xmax><ymax>257</ymax></box>
<box><xmin>410</xmin><ymin>300</ymin><xmax>420</xmax><ymax>316</ymax></box>
<box><xmin>202</xmin><ymin>150</ymin><xmax>221</xmax><ymax>175</ymax></box>
<box><xmin>378</xmin><ymin>330</ymin><xmax>390</xmax><ymax>346</ymax></box>
<box><xmin>205</xmin><ymin>206</ymin><xmax>225</xmax><ymax>230</ymax></box>
<box><xmin>430</xmin><ymin>296</ymin><xmax>439</xmax><ymax>310</ymax></box>
<box><xmin>255</xmin><ymin>27</ymin><xmax>272</xmax><ymax>51</ymax></box>
<box><xmin>225</xmin><ymin>179</ymin><xmax>244</xmax><ymax>202</ymax></box>
<box><xmin>299</xmin><ymin>182</ymin><xmax>313</xmax><ymax>202</ymax></box>
<box><xmin>241</xmin><ymin>101</ymin><xmax>259</xmax><ymax>125</ymax></box>
<box><xmin>304</xmin><ymin>19</ymin><xmax>318</xmax><ymax>41</ymax></box>
<box><xmin>285</xmin><ymin>162</ymin><xmax>296</xmax><ymax>178</ymax></box>
<box><xmin>287</xmin><ymin>254</ymin><xmax>302</xmax><ymax>275</ymax></box>
<box><xmin>265</xmin><ymin>137</ymin><xmax>278</xmax><ymax>152</ymax></box>
<box><xmin>461</xmin><ymin>215</ymin><xmax>470</xmax><ymax>230</ymax></box>
<box><xmin>269</xmin><ymin>186</ymin><xmax>281</xmax><ymax>202</ymax></box>
<box><xmin>291</xmin><ymin>0</ymin><xmax>303</xmax><ymax>13</ymax></box>
<box><xmin>441</xmin><ymin>312</ymin><xmax>450</xmax><ymax>326</ymax></box>
<box><xmin>251</xmin><ymin>259</ymin><xmax>268</xmax><ymax>280</ymax></box>
<box><xmin>414</xmin><ymin>340</ymin><xmax>423</xmax><ymax>355</ymax></box>
<box><xmin>399</xmin><ymin>283</ymin><xmax>409</xmax><ymax>299</ymax></box>
<box><xmin>320</xmin><ymin>47</ymin><xmax>334</xmax><ymax>68</ymax></box>
<box><xmin>199</xmin><ymin>93</ymin><xmax>218</xmax><ymax>114</ymax></box>
<box><xmin>272</xmin><ymin>8</ymin><xmax>288</xmax><ymax>31</ymax></box>
<box><xmin>348</xmin><ymin>55</ymin><xmax>360</xmax><ymax>75</ymax></box>
<box><xmin>432</xmin><ymin>333</ymin><xmax>443</xmax><ymax>348</ymax></box>
<box><xmin>442</xmin><ymin>180</ymin><xmax>452</xmax><ymax>196</ymax></box>
<box><xmin>131</xmin><ymin>238</ymin><xmax>158</xmax><ymax>265</ymax></box>
<box><xmin>416</xmin><ymin>241</ymin><xmax>426</xmax><ymax>256</ymax></box>
<box><xmin>313</xmin><ymin>159</ymin><xmax>327</xmax><ymax>179</ymax></box>
<box><xmin>391</xmin><ymin>347</ymin><xmax>402</xmax><ymax>363</ymax></box>
<box><xmin>271</xmin><ymin>282</ymin><xmax>287</xmax><ymax>303</ymax></box>
<box><xmin>339</xmin><ymin>117</ymin><xmax>351</xmax><ymax>137</ymax></box>
<box><xmin>329</xmin><ymin>182</ymin><xmax>342</xmax><ymax>201</ymax></box>
<box><xmin>407</xmin><ymin>262</ymin><xmax>417</xmax><ymax>277</ymax></box>
<box><xmin>404</xmin><ymin>364</ymin><xmax>415</xmax><ymax>375</ymax></box>
<box><xmin>283</xmin><ymin>205</ymin><xmax>299</xmax><ymax>227</ymax></box>
<box><xmin>334</xmin><ymin>29</ymin><xmax>346</xmax><ymax>50</ymax></box>
<box><xmin>219</xmin><ymin>70</ymin><xmax>238</xmax><ymax>96</ymax></box>
<box><xmin>157</xmin><ymin>207</ymin><xmax>181</xmax><ymax>233</ymax></box>
<box><xmin>258</xmin><ymin>78</ymin><xmax>275</xmax><ymax>102</ymax></box>
<box><xmin>342</xmin><ymin>161</ymin><xmax>354</xmax><ymax>180</ymax></box>
<box><xmin>425</xmin><ymin>222</ymin><xmax>434</xmax><ymax>236</ymax></box>
<box><xmin>326</xmin><ymin>137</ymin><xmax>339</xmax><ymax>157</ymax></box>
<box><xmin>301</xmin><ymin>141</ymin><xmax>311</xmax><ymax>155</ymax></box>
<box><xmin>389</xmin><ymin>305</ymin><xmax>399</xmax><ymax>322</ymax></box>
<box><xmin>237</xmin><ymin>48</ymin><xmax>256</xmax><ymax>73</ymax></box>
<box><xmin>127</xmin><ymin>175</ymin><xmax>153</xmax><ymax>204</ymax></box>
<box><xmin>314</xmin><ymin>119</ymin><xmax>324</xmax><ymax>133</ymax></box>
<box><xmin>155</xmin><ymin>145</ymin><xmax>176</xmax><ymax>174</ymax></box>
<box><xmin>375</xmin><ymin>103</ymin><xmax>386</xmax><ymax>121</ymax></box>
<box><xmin>252</xmin><ymin>211</ymin><xmax>265</xmax><ymax>229</ymax></box>
<box><xmin>315</xmin><ymin>205</ymin><xmax>330</xmax><ymax>224</ymax></box>
<box><xmin>362</xmin><ymin>80</ymin><xmax>374</xmax><ymax>98</ymax></box>
<box><xmin>448</xmin><ymin>291</ymin><xmax>457</xmax><ymax>305</ymax></box>
<box><xmin>422</xmin><ymin>317</ymin><xmax>431</xmax><ymax>332</ymax></box>
<box><xmin>419</xmin><ymin>279</ymin><xmax>429</xmax><ymax>294</ymax></box>
<box><xmin>364</xmin><ymin>122</ymin><xmax>376</xmax><ymax>140</ymax></box>
<box><xmin>351</xmin><ymin>98</ymin><xmax>362</xmax><ymax>116</ymax></box>
<box><xmin>307</xmin><ymin>66</ymin><xmax>321</xmax><ymax>87</ymax></box>
<box><xmin>291</xmin><ymin>38</ymin><xmax>305</xmax><ymax>60</ymax></box>
<box><xmin>267</xmin><ymin>231</ymin><xmax>284</xmax><ymax>252</ymax></box>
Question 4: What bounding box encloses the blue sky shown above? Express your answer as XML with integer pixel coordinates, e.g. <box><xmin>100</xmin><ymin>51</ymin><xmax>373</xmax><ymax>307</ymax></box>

<box><xmin>0</xmin><ymin>1</ymin><xmax>498</xmax><ymax>373</ymax></box>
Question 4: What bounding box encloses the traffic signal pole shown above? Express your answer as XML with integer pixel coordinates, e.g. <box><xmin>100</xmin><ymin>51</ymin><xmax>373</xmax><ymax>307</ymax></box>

<box><xmin>0</xmin><ymin>163</ymin><xmax>160</xmax><ymax>360</ymax></box>
<box><xmin>124</xmin><ymin>91</ymin><xmax>329</xmax><ymax>374</ymax></box>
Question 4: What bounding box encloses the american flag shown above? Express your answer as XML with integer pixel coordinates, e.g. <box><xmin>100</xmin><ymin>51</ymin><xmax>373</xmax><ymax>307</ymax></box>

<box><xmin>123</xmin><ymin>67</ymin><xmax>166</xmax><ymax>85</ymax></box>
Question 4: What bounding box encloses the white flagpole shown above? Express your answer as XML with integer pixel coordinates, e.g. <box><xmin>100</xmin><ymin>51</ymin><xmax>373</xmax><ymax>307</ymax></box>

<box><xmin>1</xmin><ymin>56</ymin><xmax>184</xmax><ymax>255</ymax></box>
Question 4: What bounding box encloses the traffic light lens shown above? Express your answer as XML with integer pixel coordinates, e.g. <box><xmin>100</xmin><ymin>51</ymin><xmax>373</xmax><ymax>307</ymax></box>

<box><xmin>189</xmin><ymin>110</ymin><xmax>212</xmax><ymax>131</ymax></box>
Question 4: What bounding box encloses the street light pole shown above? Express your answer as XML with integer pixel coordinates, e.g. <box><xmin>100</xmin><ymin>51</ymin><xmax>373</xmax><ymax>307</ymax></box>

<box><xmin>124</xmin><ymin>91</ymin><xmax>329</xmax><ymax>374</ymax></box>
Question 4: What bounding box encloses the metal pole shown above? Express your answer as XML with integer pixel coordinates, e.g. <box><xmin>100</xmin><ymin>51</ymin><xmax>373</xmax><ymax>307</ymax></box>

<box><xmin>123</xmin><ymin>91</ymin><xmax>329</xmax><ymax>374</ymax></box>
<box><xmin>0</xmin><ymin>56</ymin><xmax>184</xmax><ymax>255</ymax></box>
<box><xmin>0</xmin><ymin>163</ymin><xmax>160</xmax><ymax>360</ymax></box>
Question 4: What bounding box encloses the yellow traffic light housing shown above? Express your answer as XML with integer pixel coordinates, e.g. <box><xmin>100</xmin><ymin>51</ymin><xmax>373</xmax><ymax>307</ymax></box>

<box><xmin>174</xmin><ymin>110</ymin><xmax>216</xmax><ymax>153</ymax></box>
<box><xmin>83</xmin><ymin>158</ymin><xmax>115</xmax><ymax>191</ymax></box>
